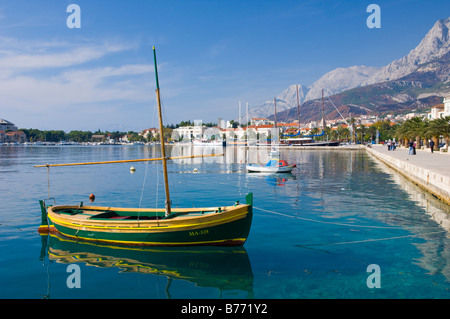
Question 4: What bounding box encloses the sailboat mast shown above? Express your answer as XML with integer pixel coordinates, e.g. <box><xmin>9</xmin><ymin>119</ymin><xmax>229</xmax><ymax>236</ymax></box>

<box><xmin>322</xmin><ymin>89</ymin><xmax>326</xmax><ymax>130</ymax></box>
<box><xmin>246</xmin><ymin>102</ymin><xmax>249</xmax><ymax>126</ymax></box>
<box><xmin>274</xmin><ymin>97</ymin><xmax>277</xmax><ymax>128</ymax></box>
<box><xmin>239</xmin><ymin>101</ymin><xmax>241</xmax><ymax>128</ymax></box>
<box><xmin>296</xmin><ymin>85</ymin><xmax>300</xmax><ymax>132</ymax></box>
<box><xmin>153</xmin><ymin>46</ymin><xmax>171</xmax><ymax>216</ymax></box>
<box><xmin>274</xmin><ymin>97</ymin><xmax>278</xmax><ymax>143</ymax></box>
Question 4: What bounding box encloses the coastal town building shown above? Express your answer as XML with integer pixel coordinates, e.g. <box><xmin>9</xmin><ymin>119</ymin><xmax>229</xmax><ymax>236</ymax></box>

<box><xmin>427</xmin><ymin>96</ymin><xmax>450</xmax><ymax>120</ymax></box>
<box><xmin>140</xmin><ymin>128</ymin><xmax>160</xmax><ymax>140</ymax></box>
<box><xmin>172</xmin><ymin>126</ymin><xmax>206</xmax><ymax>141</ymax></box>
<box><xmin>92</xmin><ymin>134</ymin><xmax>106</xmax><ymax>142</ymax></box>
<box><xmin>406</xmin><ymin>112</ymin><xmax>425</xmax><ymax>120</ymax></box>
<box><xmin>217</xmin><ymin>118</ymin><xmax>231</xmax><ymax>129</ymax></box>
<box><xmin>428</xmin><ymin>104</ymin><xmax>445</xmax><ymax>120</ymax></box>
<box><xmin>444</xmin><ymin>96</ymin><xmax>450</xmax><ymax>117</ymax></box>
<box><xmin>0</xmin><ymin>118</ymin><xmax>18</xmax><ymax>132</ymax></box>
<box><xmin>250</xmin><ymin>118</ymin><xmax>273</xmax><ymax>126</ymax></box>
<box><xmin>223</xmin><ymin>127</ymin><xmax>247</xmax><ymax>141</ymax></box>
<box><xmin>308</xmin><ymin>121</ymin><xmax>319</xmax><ymax>129</ymax></box>
<box><xmin>0</xmin><ymin>118</ymin><xmax>26</xmax><ymax>143</ymax></box>
<box><xmin>3</xmin><ymin>131</ymin><xmax>26</xmax><ymax>143</ymax></box>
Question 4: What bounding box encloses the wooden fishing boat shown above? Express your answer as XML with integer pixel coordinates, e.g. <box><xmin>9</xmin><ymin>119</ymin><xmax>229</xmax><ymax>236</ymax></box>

<box><xmin>40</xmin><ymin>198</ymin><xmax>253</xmax><ymax>246</ymax></box>
<box><xmin>37</xmin><ymin>47</ymin><xmax>253</xmax><ymax>247</ymax></box>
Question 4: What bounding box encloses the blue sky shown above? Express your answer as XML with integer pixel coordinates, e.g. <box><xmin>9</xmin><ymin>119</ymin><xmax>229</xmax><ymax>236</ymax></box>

<box><xmin>0</xmin><ymin>0</ymin><xmax>449</xmax><ymax>132</ymax></box>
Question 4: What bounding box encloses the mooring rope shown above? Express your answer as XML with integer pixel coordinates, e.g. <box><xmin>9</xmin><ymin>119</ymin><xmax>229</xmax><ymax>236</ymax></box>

<box><xmin>253</xmin><ymin>206</ymin><xmax>407</xmax><ymax>229</ymax></box>
<box><xmin>295</xmin><ymin>230</ymin><xmax>447</xmax><ymax>247</ymax></box>
<box><xmin>253</xmin><ymin>206</ymin><xmax>444</xmax><ymax>230</ymax></box>
<box><xmin>253</xmin><ymin>206</ymin><xmax>448</xmax><ymax>247</ymax></box>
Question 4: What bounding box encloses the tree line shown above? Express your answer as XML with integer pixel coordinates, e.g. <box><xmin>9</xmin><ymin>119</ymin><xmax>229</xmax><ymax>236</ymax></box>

<box><xmin>291</xmin><ymin>116</ymin><xmax>449</xmax><ymax>151</ymax></box>
<box><xmin>393</xmin><ymin>116</ymin><xmax>450</xmax><ymax>151</ymax></box>
<box><xmin>18</xmin><ymin>116</ymin><xmax>449</xmax><ymax>149</ymax></box>
<box><xmin>18</xmin><ymin>120</ymin><xmax>218</xmax><ymax>143</ymax></box>
<box><xmin>19</xmin><ymin>129</ymin><xmax>150</xmax><ymax>143</ymax></box>
<box><xmin>303</xmin><ymin>119</ymin><xmax>399</xmax><ymax>144</ymax></box>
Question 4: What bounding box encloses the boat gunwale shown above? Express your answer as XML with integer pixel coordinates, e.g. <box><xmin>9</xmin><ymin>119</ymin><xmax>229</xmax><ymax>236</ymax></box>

<box><xmin>47</xmin><ymin>204</ymin><xmax>251</xmax><ymax>231</ymax></box>
<box><xmin>246</xmin><ymin>164</ymin><xmax>295</xmax><ymax>173</ymax></box>
<box><xmin>50</xmin><ymin>205</ymin><xmax>223</xmax><ymax>214</ymax></box>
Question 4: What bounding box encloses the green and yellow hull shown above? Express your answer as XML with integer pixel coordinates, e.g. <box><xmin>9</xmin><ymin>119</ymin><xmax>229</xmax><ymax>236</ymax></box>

<box><xmin>40</xmin><ymin>194</ymin><xmax>253</xmax><ymax>247</ymax></box>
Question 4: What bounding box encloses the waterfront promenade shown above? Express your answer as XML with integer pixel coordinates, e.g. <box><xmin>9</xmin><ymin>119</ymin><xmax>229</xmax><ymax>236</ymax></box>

<box><xmin>366</xmin><ymin>144</ymin><xmax>450</xmax><ymax>206</ymax></box>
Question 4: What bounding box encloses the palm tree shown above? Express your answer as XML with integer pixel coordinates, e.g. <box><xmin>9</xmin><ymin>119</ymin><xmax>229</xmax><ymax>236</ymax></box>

<box><xmin>367</xmin><ymin>124</ymin><xmax>377</xmax><ymax>143</ymax></box>
<box><xmin>439</xmin><ymin>116</ymin><xmax>450</xmax><ymax>151</ymax></box>
<box><xmin>349</xmin><ymin>117</ymin><xmax>356</xmax><ymax>143</ymax></box>
<box><xmin>426</xmin><ymin>120</ymin><xmax>441</xmax><ymax>152</ymax></box>
<box><xmin>337</xmin><ymin>125</ymin><xmax>350</xmax><ymax>141</ymax></box>
<box><xmin>395</xmin><ymin>117</ymin><xmax>426</xmax><ymax>148</ymax></box>
<box><xmin>428</xmin><ymin>116</ymin><xmax>450</xmax><ymax>152</ymax></box>
<box><xmin>379</xmin><ymin>119</ymin><xmax>395</xmax><ymax>143</ymax></box>
<box><xmin>394</xmin><ymin>122</ymin><xmax>407</xmax><ymax>146</ymax></box>
<box><xmin>330</xmin><ymin>128</ymin><xmax>339</xmax><ymax>141</ymax></box>
<box><xmin>324</xmin><ymin>126</ymin><xmax>332</xmax><ymax>141</ymax></box>
<box><xmin>309</xmin><ymin>127</ymin><xmax>319</xmax><ymax>136</ymax></box>
<box><xmin>358</xmin><ymin>121</ymin><xmax>366</xmax><ymax>144</ymax></box>
<box><xmin>404</xmin><ymin>117</ymin><xmax>425</xmax><ymax>149</ymax></box>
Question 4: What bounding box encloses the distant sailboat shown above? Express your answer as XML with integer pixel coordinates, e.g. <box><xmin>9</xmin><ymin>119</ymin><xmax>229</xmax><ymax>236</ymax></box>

<box><xmin>282</xmin><ymin>89</ymin><xmax>341</xmax><ymax>146</ymax></box>
<box><xmin>247</xmin><ymin>98</ymin><xmax>296</xmax><ymax>173</ymax></box>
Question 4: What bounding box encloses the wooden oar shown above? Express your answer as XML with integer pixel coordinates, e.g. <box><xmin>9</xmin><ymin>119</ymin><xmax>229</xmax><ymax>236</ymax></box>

<box><xmin>34</xmin><ymin>153</ymin><xmax>223</xmax><ymax>168</ymax></box>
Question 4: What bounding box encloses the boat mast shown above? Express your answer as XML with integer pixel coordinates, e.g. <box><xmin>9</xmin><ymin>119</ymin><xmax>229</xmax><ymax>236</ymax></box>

<box><xmin>274</xmin><ymin>97</ymin><xmax>277</xmax><ymax>128</ymax></box>
<box><xmin>239</xmin><ymin>101</ymin><xmax>241</xmax><ymax>128</ymax></box>
<box><xmin>274</xmin><ymin>97</ymin><xmax>278</xmax><ymax>143</ymax></box>
<box><xmin>153</xmin><ymin>46</ymin><xmax>171</xmax><ymax>216</ymax></box>
<box><xmin>322</xmin><ymin>89</ymin><xmax>326</xmax><ymax>131</ymax></box>
<box><xmin>296</xmin><ymin>85</ymin><xmax>300</xmax><ymax>133</ymax></box>
<box><xmin>246</xmin><ymin>102</ymin><xmax>249</xmax><ymax>126</ymax></box>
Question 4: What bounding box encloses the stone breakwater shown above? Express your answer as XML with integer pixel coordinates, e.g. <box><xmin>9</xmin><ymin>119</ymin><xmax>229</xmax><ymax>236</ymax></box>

<box><xmin>366</xmin><ymin>145</ymin><xmax>450</xmax><ymax>206</ymax></box>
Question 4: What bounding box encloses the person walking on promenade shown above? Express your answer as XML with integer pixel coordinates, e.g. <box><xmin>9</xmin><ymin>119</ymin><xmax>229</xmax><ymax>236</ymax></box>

<box><xmin>387</xmin><ymin>140</ymin><xmax>391</xmax><ymax>151</ymax></box>
<box><xmin>409</xmin><ymin>140</ymin><xmax>414</xmax><ymax>155</ymax></box>
<box><xmin>413</xmin><ymin>141</ymin><xmax>416</xmax><ymax>155</ymax></box>
<box><xmin>429</xmin><ymin>139</ymin><xmax>435</xmax><ymax>153</ymax></box>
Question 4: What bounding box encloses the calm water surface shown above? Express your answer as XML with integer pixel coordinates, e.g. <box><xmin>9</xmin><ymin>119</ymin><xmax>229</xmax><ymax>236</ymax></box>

<box><xmin>1</xmin><ymin>145</ymin><xmax>450</xmax><ymax>299</ymax></box>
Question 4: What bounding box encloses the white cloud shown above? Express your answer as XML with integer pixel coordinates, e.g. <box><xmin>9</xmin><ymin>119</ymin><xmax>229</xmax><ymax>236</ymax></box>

<box><xmin>0</xmin><ymin>37</ymin><xmax>158</xmax><ymax>130</ymax></box>
<box><xmin>60</xmin><ymin>64</ymin><xmax>153</xmax><ymax>83</ymax></box>
<box><xmin>0</xmin><ymin>40</ymin><xmax>127</xmax><ymax>71</ymax></box>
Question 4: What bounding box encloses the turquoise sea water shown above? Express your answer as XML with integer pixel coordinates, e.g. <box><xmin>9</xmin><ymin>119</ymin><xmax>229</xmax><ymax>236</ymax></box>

<box><xmin>1</xmin><ymin>145</ymin><xmax>450</xmax><ymax>299</ymax></box>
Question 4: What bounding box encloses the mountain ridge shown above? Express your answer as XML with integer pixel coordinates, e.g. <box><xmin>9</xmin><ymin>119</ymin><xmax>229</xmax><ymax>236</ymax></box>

<box><xmin>272</xmin><ymin>50</ymin><xmax>450</xmax><ymax>124</ymax></box>
<box><xmin>248</xmin><ymin>17</ymin><xmax>450</xmax><ymax>122</ymax></box>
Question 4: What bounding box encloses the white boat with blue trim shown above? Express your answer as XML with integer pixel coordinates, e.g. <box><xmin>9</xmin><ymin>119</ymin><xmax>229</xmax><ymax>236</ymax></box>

<box><xmin>246</xmin><ymin>150</ymin><xmax>296</xmax><ymax>173</ymax></box>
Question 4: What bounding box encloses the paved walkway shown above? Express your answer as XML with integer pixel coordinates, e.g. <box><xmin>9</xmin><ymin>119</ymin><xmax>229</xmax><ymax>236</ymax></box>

<box><xmin>366</xmin><ymin>144</ymin><xmax>450</xmax><ymax>205</ymax></box>
<box><xmin>369</xmin><ymin>144</ymin><xmax>450</xmax><ymax>178</ymax></box>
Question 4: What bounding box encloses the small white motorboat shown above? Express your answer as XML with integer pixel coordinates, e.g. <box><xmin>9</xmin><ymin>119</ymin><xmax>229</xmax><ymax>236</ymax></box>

<box><xmin>246</xmin><ymin>150</ymin><xmax>296</xmax><ymax>173</ymax></box>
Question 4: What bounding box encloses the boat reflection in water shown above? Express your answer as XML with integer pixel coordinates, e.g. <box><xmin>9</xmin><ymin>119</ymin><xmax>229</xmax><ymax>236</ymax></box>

<box><xmin>246</xmin><ymin>172</ymin><xmax>296</xmax><ymax>187</ymax></box>
<box><xmin>42</xmin><ymin>233</ymin><xmax>254</xmax><ymax>298</ymax></box>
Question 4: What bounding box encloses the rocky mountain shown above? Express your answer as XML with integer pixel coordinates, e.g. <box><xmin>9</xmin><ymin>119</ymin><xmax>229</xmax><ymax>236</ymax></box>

<box><xmin>249</xmin><ymin>17</ymin><xmax>450</xmax><ymax>122</ymax></box>
<box><xmin>304</xmin><ymin>66</ymin><xmax>380</xmax><ymax>101</ymax></box>
<box><xmin>363</xmin><ymin>17</ymin><xmax>450</xmax><ymax>85</ymax></box>
<box><xmin>273</xmin><ymin>50</ymin><xmax>450</xmax><ymax>124</ymax></box>
<box><xmin>247</xmin><ymin>84</ymin><xmax>308</xmax><ymax>120</ymax></box>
